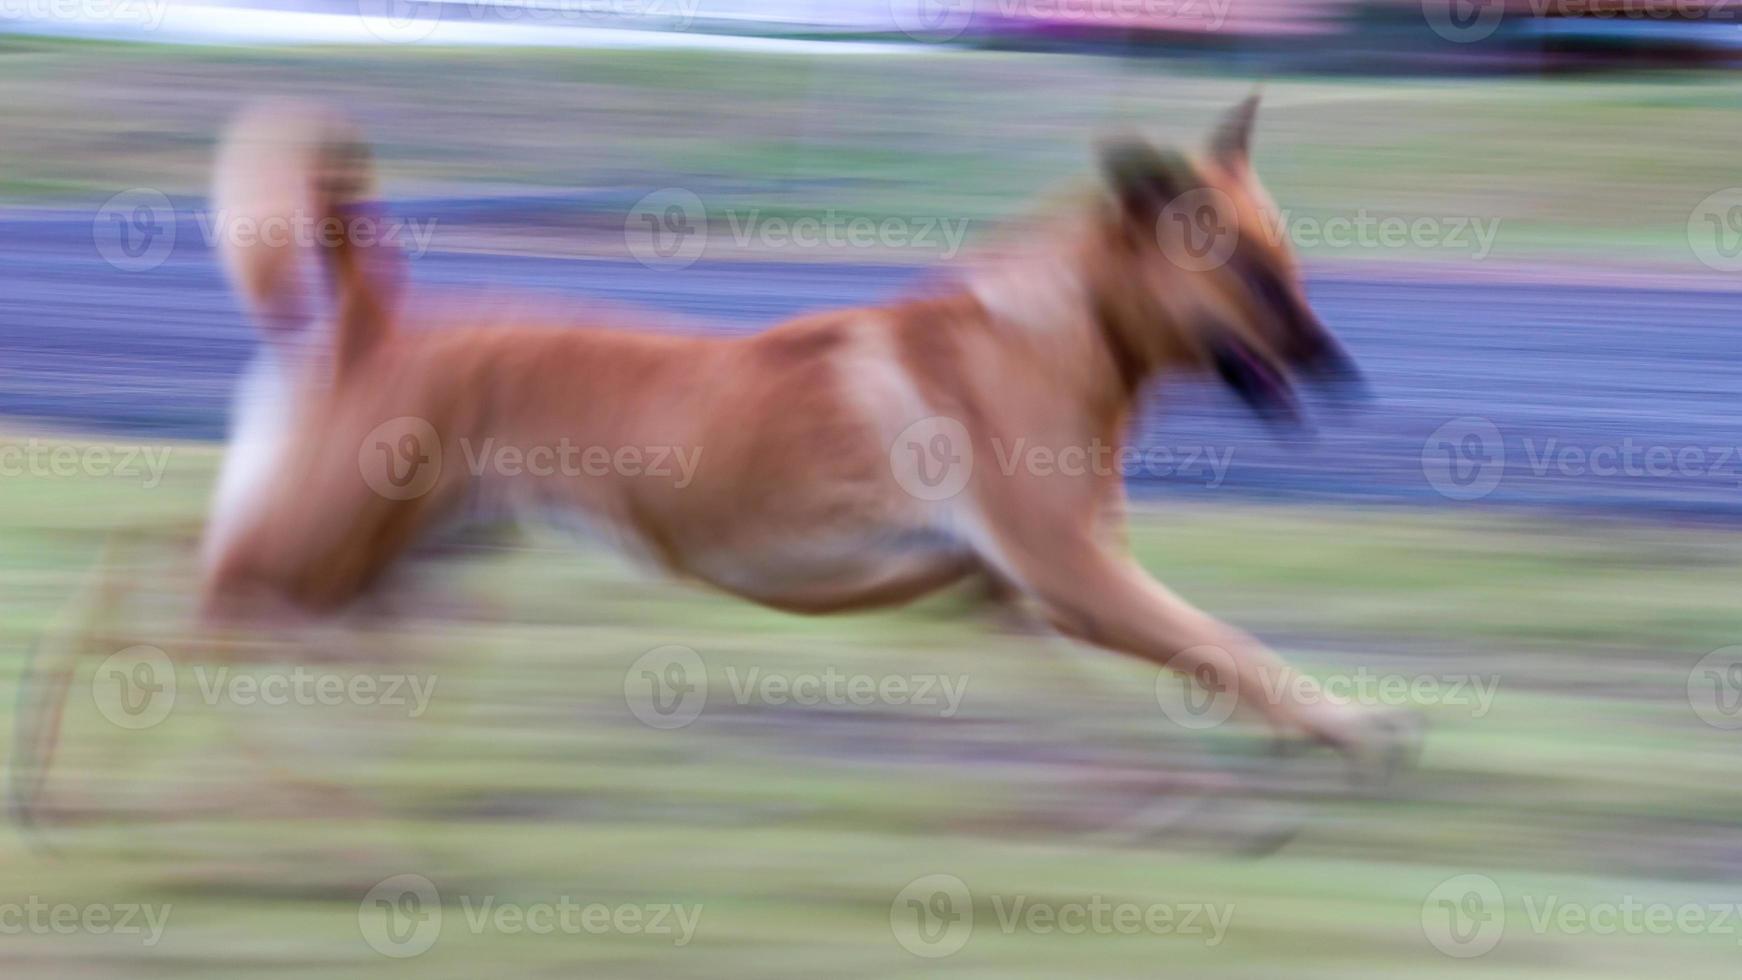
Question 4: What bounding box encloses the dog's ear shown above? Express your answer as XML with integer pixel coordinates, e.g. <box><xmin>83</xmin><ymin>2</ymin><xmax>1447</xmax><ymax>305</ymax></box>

<box><xmin>1098</xmin><ymin>138</ymin><xmax>1199</xmax><ymax>222</ymax></box>
<box><xmin>1210</xmin><ymin>92</ymin><xmax>1260</xmax><ymax>169</ymax></box>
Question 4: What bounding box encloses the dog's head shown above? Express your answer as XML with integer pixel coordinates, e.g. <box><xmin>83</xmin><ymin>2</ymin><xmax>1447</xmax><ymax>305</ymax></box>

<box><xmin>1090</xmin><ymin>95</ymin><xmax>1364</xmax><ymax>425</ymax></box>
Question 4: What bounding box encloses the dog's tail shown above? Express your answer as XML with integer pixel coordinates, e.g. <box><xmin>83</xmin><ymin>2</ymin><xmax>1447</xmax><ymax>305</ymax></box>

<box><xmin>212</xmin><ymin>100</ymin><xmax>400</xmax><ymax>374</ymax></box>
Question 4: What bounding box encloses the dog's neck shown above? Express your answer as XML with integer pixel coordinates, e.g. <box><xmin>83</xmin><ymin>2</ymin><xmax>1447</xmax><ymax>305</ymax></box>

<box><xmin>965</xmin><ymin>209</ymin><xmax>1174</xmax><ymax>423</ymax></box>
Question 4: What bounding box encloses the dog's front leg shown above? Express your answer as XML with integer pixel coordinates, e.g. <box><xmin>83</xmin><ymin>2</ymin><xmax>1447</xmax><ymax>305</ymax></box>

<box><xmin>974</xmin><ymin>498</ymin><xmax>1391</xmax><ymax>757</ymax></box>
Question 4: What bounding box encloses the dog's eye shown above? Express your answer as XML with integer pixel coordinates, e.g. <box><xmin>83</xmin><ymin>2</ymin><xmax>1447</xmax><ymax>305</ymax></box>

<box><xmin>1235</xmin><ymin>253</ymin><xmax>1322</xmax><ymax>342</ymax></box>
<box><xmin>1236</xmin><ymin>256</ymin><xmax>1288</xmax><ymax>319</ymax></box>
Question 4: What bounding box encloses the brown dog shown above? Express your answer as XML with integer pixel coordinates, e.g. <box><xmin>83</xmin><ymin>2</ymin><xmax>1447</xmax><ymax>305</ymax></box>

<box><xmin>199</xmin><ymin>96</ymin><xmax>1405</xmax><ymax>763</ymax></box>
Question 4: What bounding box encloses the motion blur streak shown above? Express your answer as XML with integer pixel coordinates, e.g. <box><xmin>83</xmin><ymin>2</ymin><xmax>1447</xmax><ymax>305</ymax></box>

<box><xmin>2</xmin><ymin>4</ymin><xmax>1742</xmax><ymax>978</ymax></box>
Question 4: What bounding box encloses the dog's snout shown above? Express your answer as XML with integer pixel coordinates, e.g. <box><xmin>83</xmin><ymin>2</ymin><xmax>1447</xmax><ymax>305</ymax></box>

<box><xmin>1301</xmin><ymin>338</ymin><xmax>1371</xmax><ymax>410</ymax></box>
<box><xmin>1211</xmin><ymin>337</ymin><xmax>1302</xmax><ymax>429</ymax></box>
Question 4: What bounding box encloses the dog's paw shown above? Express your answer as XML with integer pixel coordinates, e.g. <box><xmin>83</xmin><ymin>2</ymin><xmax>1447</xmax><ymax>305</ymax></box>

<box><xmin>1341</xmin><ymin>708</ymin><xmax>1425</xmax><ymax>792</ymax></box>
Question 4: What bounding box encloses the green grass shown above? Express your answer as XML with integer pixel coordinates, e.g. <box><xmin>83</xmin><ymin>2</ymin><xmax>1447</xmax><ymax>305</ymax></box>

<box><xmin>4</xmin><ymin>41</ymin><xmax>1742</xmax><ymax>267</ymax></box>
<box><xmin>2</xmin><ymin>438</ymin><xmax>1742</xmax><ymax>976</ymax></box>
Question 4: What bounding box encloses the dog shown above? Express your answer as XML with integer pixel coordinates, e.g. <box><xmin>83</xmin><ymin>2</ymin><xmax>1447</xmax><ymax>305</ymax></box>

<box><xmin>193</xmin><ymin>94</ymin><xmax>1409</xmax><ymax>769</ymax></box>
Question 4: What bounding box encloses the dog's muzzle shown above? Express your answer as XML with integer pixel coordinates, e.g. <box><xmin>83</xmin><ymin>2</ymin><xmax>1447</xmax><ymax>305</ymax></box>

<box><xmin>1211</xmin><ymin>332</ymin><xmax>1369</xmax><ymax>429</ymax></box>
<box><xmin>1211</xmin><ymin>338</ymin><xmax>1301</xmax><ymax>427</ymax></box>
<box><xmin>1299</xmin><ymin>337</ymin><xmax>1370</xmax><ymax>411</ymax></box>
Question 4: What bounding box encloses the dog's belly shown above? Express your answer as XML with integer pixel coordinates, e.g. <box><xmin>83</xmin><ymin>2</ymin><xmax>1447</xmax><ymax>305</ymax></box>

<box><xmin>492</xmin><ymin>485</ymin><xmax>977</xmax><ymax>612</ymax></box>
<box><xmin>684</xmin><ymin>528</ymin><xmax>979</xmax><ymax>614</ymax></box>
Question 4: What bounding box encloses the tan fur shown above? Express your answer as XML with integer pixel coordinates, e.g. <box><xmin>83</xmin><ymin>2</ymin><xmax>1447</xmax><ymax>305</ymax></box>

<box><xmin>202</xmin><ymin>97</ymin><xmax>1402</xmax><ymax>757</ymax></box>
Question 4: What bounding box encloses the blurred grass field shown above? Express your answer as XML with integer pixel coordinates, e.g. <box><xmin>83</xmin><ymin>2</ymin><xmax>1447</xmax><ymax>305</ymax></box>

<box><xmin>3</xmin><ymin>38</ymin><xmax>1742</xmax><ymax>268</ymax></box>
<box><xmin>6</xmin><ymin>33</ymin><xmax>1742</xmax><ymax>980</ymax></box>
<box><xmin>4</xmin><ymin>438</ymin><xmax>1742</xmax><ymax>977</ymax></box>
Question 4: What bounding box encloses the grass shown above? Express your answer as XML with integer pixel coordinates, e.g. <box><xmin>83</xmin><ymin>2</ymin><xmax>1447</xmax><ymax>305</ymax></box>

<box><xmin>3</xmin><ymin>40</ymin><xmax>1742</xmax><ymax>267</ymax></box>
<box><xmin>2</xmin><ymin>438</ymin><xmax>1742</xmax><ymax>976</ymax></box>
<box><xmin>3</xmin><ymin>37</ymin><xmax>1741</xmax><ymax>976</ymax></box>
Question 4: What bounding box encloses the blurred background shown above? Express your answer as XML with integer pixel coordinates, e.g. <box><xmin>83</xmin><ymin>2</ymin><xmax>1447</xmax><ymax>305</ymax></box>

<box><xmin>4</xmin><ymin>1</ymin><xmax>1742</xmax><ymax>977</ymax></box>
